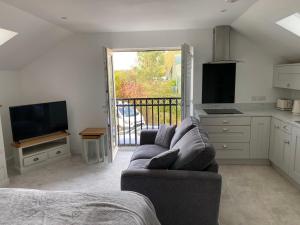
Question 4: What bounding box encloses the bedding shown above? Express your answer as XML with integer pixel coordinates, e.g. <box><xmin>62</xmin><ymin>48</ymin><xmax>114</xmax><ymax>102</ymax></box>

<box><xmin>0</xmin><ymin>188</ymin><xmax>161</xmax><ymax>225</ymax></box>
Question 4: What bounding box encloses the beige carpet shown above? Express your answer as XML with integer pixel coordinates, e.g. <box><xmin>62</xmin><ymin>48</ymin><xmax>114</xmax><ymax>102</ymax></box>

<box><xmin>7</xmin><ymin>148</ymin><xmax>300</xmax><ymax>225</ymax></box>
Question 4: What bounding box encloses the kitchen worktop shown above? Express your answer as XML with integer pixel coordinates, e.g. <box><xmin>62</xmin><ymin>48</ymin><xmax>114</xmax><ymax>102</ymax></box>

<box><xmin>196</xmin><ymin>105</ymin><xmax>300</xmax><ymax>128</ymax></box>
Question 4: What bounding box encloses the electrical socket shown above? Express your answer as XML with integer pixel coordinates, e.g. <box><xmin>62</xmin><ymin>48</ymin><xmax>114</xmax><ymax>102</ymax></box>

<box><xmin>251</xmin><ymin>96</ymin><xmax>266</xmax><ymax>102</ymax></box>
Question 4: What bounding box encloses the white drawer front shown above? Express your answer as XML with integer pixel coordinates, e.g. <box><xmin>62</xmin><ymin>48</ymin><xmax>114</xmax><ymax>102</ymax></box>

<box><xmin>203</xmin><ymin>126</ymin><xmax>250</xmax><ymax>142</ymax></box>
<box><xmin>200</xmin><ymin>117</ymin><xmax>251</xmax><ymax>126</ymax></box>
<box><xmin>48</xmin><ymin>146</ymin><xmax>67</xmax><ymax>159</ymax></box>
<box><xmin>213</xmin><ymin>143</ymin><xmax>250</xmax><ymax>159</ymax></box>
<box><xmin>23</xmin><ymin>152</ymin><xmax>48</xmax><ymax>167</ymax></box>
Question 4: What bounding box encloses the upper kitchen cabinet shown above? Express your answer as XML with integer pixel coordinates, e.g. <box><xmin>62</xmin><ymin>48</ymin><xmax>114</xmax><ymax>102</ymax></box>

<box><xmin>273</xmin><ymin>63</ymin><xmax>300</xmax><ymax>90</ymax></box>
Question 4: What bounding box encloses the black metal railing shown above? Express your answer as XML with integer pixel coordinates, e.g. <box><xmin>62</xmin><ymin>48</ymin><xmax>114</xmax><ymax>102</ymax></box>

<box><xmin>116</xmin><ymin>97</ymin><xmax>182</xmax><ymax>146</ymax></box>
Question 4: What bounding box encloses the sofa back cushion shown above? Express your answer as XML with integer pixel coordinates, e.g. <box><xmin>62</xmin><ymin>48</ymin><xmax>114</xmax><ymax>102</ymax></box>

<box><xmin>170</xmin><ymin>127</ymin><xmax>215</xmax><ymax>171</ymax></box>
<box><xmin>170</xmin><ymin>116</ymin><xmax>200</xmax><ymax>148</ymax></box>
<box><xmin>146</xmin><ymin>149</ymin><xmax>179</xmax><ymax>169</ymax></box>
<box><xmin>155</xmin><ymin>124</ymin><xmax>176</xmax><ymax>148</ymax></box>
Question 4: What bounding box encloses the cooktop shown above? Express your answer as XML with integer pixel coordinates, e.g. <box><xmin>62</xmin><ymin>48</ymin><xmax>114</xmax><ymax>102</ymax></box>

<box><xmin>203</xmin><ymin>108</ymin><xmax>243</xmax><ymax>114</ymax></box>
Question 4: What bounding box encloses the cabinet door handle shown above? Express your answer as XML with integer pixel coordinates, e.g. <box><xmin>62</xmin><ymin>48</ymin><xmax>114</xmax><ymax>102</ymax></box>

<box><xmin>33</xmin><ymin>157</ymin><xmax>39</xmax><ymax>162</ymax></box>
<box><xmin>222</xmin><ymin>128</ymin><xmax>229</xmax><ymax>132</ymax></box>
<box><xmin>284</xmin><ymin>140</ymin><xmax>290</xmax><ymax>144</ymax></box>
<box><xmin>283</xmin><ymin>125</ymin><xmax>289</xmax><ymax>130</ymax></box>
<box><xmin>223</xmin><ymin>120</ymin><xmax>229</xmax><ymax>124</ymax></box>
<box><xmin>223</xmin><ymin>144</ymin><xmax>228</xmax><ymax>149</ymax></box>
<box><xmin>56</xmin><ymin>151</ymin><xmax>61</xmax><ymax>155</ymax></box>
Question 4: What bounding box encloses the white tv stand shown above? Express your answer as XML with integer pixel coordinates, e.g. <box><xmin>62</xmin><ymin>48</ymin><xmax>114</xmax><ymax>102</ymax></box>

<box><xmin>12</xmin><ymin>131</ymin><xmax>71</xmax><ymax>174</ymax></box>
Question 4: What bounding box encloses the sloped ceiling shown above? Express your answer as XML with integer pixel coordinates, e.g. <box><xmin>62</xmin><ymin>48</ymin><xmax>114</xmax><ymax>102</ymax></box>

<box><xmin>232</xmin><ymin>0</ymin><xmax>300</xmax><ymax>62</ymax></box>
<box><xmin>0</xmin><ymin>1</ymin><xmax>72</xmax><ymax>70</ymax></box>
<box><xmin>1</xmin><ymin>0</ymin><xmax>256</xmax><ymax>33</ymax></box>
<box><xmin>1</xmin><ymin>0</ymin><xmax>300</xmax><ymax>69</ymax></box>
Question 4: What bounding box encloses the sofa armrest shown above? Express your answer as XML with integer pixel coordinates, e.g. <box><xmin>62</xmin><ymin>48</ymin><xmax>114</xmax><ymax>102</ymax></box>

<box><xmin>121</xmin><ymin>169</ymin><xmax>222</xmax><ymax>225</ymax></box>
<box><xmin>140</xmin><ymin>129</ymin><xmax>158</xmax><ymax>145</ymax></box>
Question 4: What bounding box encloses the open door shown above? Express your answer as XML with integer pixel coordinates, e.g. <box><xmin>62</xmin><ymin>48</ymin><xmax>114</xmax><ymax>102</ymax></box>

<box><xmin>104</xmin><ymin>47</ymin><xmax>118</xmax><ymax>162</ymax></box>
<box><xmin>181</xmin><ymin>43</ymin><xmax>194</xmax><ymax>118</ymax></box>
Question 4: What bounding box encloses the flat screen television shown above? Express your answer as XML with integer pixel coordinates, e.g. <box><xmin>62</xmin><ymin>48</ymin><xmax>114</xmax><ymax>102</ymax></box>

<box><xmin>9</xmin><ymin>101</ymin><xmax>68</xmax><ymax>142</ymax></box>
<box><xmin>202</xmin><ymin>63</ymin><xmax>236</xmax><ymax>103</ymax></box>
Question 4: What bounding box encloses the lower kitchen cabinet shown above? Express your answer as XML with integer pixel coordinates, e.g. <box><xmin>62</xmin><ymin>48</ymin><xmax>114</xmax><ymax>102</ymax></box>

<box><xmin>250</xmin><ymin>117</ymin><xmax>271</xmax><ymax>159</ymax></box>
<box><xmin>290</xmin><ymin>127</ymin><xmax>300</xmax><ymax>184</ymax></box>
<box><xmin>269</xmin><ymin>118</ymin><xmax>292</xmax><ymax>175</ymax></box>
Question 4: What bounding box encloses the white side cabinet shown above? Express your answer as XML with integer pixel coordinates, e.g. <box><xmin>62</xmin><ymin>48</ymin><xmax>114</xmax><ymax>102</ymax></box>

<box><xmin>0</xmin><ymin>113</ymin><xmax>9</xmax><ymax>186</ymax></box>
<box><xmin>290</xmin><ymin>126</ymin><xmax>300</xmax><ymax>184</ymax></box>
<box><xmin>250</xmin><ymin>117</ymin><xmax>271</xmax><ymax>159</ymax></box>
<box><xmin>13</xmin><ymin>132</ymin><xmax>71</xmax><ymax>174</ymax></box>
<box><xmin>273</xmin><ymin>63</ymin><xmax>300</xmax><ymax>90</ymax></box>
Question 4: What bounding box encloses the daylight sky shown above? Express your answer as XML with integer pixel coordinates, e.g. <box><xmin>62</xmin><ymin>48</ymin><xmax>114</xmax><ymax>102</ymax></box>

<box><xmin>113</xmin><ymin>52</ymin><xmax>138</xmax><ymax>70</ymax></box>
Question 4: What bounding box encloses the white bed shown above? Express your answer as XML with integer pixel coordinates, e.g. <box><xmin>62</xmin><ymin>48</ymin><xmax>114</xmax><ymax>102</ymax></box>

<box><xmin>0</xmin><ymin>188</ymin><xmax>161</xmax><ymax>225</ymax></box>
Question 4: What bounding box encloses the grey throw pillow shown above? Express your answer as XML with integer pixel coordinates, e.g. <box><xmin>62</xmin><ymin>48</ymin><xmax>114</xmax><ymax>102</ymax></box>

<box><xmin>146</xmin><ymin>149</ymin><xmax>179</xmax><ymax>169</ymax></box>
<box><xmin>170</xmin><ymin>127</ymin><xmax>215</xmax><ymax>171</ymax></box>
<box><xmin>154</xmin><ymin>124</ymin><xmax>176</xmax><ymax>148</ymax></box>
<box><xmin>170</xmin><ymin>116</ymin><xmax>201</xmax><ymax>148</ymax></box>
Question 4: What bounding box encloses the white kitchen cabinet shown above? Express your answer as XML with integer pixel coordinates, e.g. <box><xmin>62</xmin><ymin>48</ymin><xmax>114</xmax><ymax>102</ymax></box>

<box><xmin>213</xmin><ymin>143</ymin><xmax>249</xmax><ymax>159</ymax></box>
<box><xmin>273</xmin><ymin>63</ymin><xmax>300</xmax><ymax>90</ymax></box>
<box><xmin>200</xmin><ymin>116</ymin><xmax>251</xmax><ymax>159</ymax></box>
<box><xmin>269</xmin><ymin>118</ymin><xmax>292</xmax><ymax>174</ymax></box>
<box><xmin>269</xmin><ymin>118</ymin><xmax>281</xmax><ymax>163</ymax></box>
<box><xmin>200</xmin><ymin>117</ymin><xmax>251</xmax><ymax>126</ymax></box>
<box><xmin>202</xmin><ymin>125</ymin><xmax>250</xmax><ymax>143</ymax></box>
<box><xmin>290</xmin><ymin>126</ymin><xmax>300</xmax><ymax>185</ymax></box>
<box><xmin>250</xmin><ymin>117</ymin><xmax>271</xmax><ymax>159</ymax></box>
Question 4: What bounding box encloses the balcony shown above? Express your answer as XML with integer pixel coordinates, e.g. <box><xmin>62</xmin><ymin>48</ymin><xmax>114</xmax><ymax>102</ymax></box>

<box><xmin>116</xmin><ymin>97</ymin><xmax>182</xmax><ymax>146</ymax></box>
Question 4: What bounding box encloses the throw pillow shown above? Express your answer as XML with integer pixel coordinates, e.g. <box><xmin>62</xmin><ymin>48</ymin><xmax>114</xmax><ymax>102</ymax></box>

<box><xmin>146</xmin><ymin>149</ymin><xmax>179</xmax><ymax>169</ymax></box>
<box><xmin>170</xmin><ymin>116</ymin><xmax>201</xmax><ymax>148</ymax></box>
<box><xmin>170</xmin><ymin>127</ymin><xmax>215</xmax><ymax>171</ymax></box>
<box><xmin>154</xmin><ymin>124</ymin><xmax>176</xmax><ymax>148</ymax></box>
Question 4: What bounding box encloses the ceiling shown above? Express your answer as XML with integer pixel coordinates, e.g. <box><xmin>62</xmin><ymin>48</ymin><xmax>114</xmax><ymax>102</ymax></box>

<box><xmin>1</xmin><ymin>0</ymin><xmax>257</xmax><ymax>33</ymax></box>
<box><xmin>0</xmin><ymin>1</ymin><xmax>71</xmax><ymax>70</ymax></box>
<box><xmin>232</xmin><ymin>0</ymin><xmax>300</xmax><ymax>62</ymax></box>
<box><xmin>1</xmin><ymin>0</ymin><xmax>300</xmax><ymax>70</ymax></box>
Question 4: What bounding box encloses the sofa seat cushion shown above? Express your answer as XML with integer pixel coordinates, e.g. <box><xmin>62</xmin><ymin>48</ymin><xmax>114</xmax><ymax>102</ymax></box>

<box><xmin>128</xmin><ymin>159</ymin><xmax>150</xmax><ymax>169</ymax></box>
<box><xmin>170</xmin><ymin>127</ymin><xmax>215</xmax><ymax>171</ymax></box>
<box><xmin>170</xmin><ymin>116</ymin><xmax>201</xmax><ymax>148</ymax></box>
<box><xmin>131</xmin><ymin>144</ymin><xmax>168</xmax><ymax>161</ymax></box>
<box><xmin>146</xmin><ymin>149</ymin><xmax>179</xmax><ymax>169</ymax></box>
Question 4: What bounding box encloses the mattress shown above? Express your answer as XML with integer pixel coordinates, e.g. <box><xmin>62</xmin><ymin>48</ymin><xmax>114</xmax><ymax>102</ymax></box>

<box><xmin>0</xmin><ymin>188</ymin><xmax>161</xmax><ymax>225</ymax></box>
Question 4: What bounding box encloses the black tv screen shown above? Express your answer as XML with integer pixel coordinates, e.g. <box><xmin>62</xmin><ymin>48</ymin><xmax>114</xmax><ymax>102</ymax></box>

<box><xmin>9</xmin><ymin>101</ymin><xmax>68</xmax><ymax>142</ymax></box>
<box><xmin>202</xmin><ymin>63</ymin><xmax>236</xmax><ymax>103</ymax></box>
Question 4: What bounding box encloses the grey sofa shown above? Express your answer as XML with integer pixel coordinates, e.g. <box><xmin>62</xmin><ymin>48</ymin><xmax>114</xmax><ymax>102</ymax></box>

<box><xmin>121</xmin><ymin>117</ymin><xmax>222</xmax><ymax>225</ymax></box>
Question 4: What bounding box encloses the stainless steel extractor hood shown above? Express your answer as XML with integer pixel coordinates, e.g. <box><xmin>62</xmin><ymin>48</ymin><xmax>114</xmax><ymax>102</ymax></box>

<box><xmin>212</xmin><ymin>25</ymin><xmax>239</xmax><ymax>63</ymax></box>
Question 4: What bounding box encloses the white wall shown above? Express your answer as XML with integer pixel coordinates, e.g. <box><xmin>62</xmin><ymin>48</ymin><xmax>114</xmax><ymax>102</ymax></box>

<box><xmin>0</xmin><ymin>71</ymin><xmax>21</xmax><ymax>159</ymax></box>
<box><xmin>231</xmin><ymin>30</ymin><xmax>286</xmax><ymax>103</ymax></box>
<box><xmin>19</xmin><ymin>28</ymin><xmax>283</xmax><ymax>153</ymax></box>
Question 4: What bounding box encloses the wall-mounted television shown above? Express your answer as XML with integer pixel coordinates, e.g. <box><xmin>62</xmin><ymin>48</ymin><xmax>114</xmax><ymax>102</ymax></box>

<box><xmin>202</xmin><ymin>63</ymin><xmax>236</xmax><ymax>103</ymax></box>
<box><xmin>9</xmin><ymin>101</ymin><xmax>68</xmax><ymax>142</ymax></box>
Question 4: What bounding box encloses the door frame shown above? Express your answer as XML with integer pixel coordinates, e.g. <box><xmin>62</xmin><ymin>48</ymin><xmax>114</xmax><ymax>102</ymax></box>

<box><xmin>104</xmin><ymin>47</ymin><xmax>118</xmax><ymax>162</ymax></box>
<box><xmin>104</xmin><ymin>47</ymin><xmax>188</xmax><ymax>152</ymax></box>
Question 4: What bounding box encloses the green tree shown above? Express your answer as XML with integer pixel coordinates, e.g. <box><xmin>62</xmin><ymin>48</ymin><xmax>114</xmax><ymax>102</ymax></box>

<box><xmin>136</xmin><ymin>51</ymin><xmax>166</xmax><ymax>80</ymax></box>
<box><xmin>114</xmin><ymin>50</ymin><xmax>181</xmax><ymax>99</ymax></box>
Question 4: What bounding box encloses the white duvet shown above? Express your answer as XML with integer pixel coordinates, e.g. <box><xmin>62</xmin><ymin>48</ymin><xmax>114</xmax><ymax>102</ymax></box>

<box><xmin>0</xmin><ymin>188</ymin><xmax>161</xmax><ymax>225</ymax></box>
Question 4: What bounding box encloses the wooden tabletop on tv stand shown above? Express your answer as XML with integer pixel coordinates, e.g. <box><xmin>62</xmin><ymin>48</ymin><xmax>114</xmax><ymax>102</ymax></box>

<box><xmin>12</xmin><ymin>131</ymin><xmax>70</xmax><ymax>148</ymax></box>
